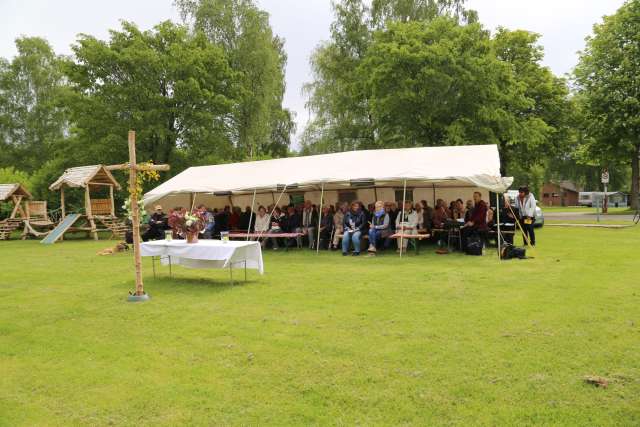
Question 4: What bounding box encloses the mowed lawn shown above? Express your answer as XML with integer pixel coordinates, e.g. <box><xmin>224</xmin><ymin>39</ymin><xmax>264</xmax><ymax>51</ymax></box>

<box><xmin>0</xmin><ymin>227</ymin><xmax>639</xmax><ymax>426</ymax></box>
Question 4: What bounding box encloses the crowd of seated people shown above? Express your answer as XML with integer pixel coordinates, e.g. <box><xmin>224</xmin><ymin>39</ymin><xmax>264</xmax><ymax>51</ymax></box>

<box><xmin>143</xmin><ymin>192</ymin><xmax>523</xmax><ymax>254</ymax></box>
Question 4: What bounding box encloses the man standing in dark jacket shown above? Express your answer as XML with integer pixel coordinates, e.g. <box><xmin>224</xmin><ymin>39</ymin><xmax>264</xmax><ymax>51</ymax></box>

<box><xmin>342</xmin><ymin>201</ymin><xmax>366</xmax><ymax>256</ymax></box>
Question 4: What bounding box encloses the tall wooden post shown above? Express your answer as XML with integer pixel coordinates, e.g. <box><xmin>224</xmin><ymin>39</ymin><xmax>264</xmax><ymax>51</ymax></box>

<box><xmin>85</xmin><ymin>185</ymin><xmax>98</xmax><ymax>240</ymax></box>
<box><xmin>109</xmin><ymin>184</ymin><xmax>115</xmax><ymax>217</ymax></box>
<box><xmin>106</xmin><ymin>131</ymin><xmax>170</xmax><ymax>301</ymax></box>
<box><xmin>129</xmin><ymin>131</ymin><xmax>145</xmax><ymax>298</ymax></box>
<box><xmin>60</xmin><ymin>187</ymin><xmax>66</xmax><ymax>219</ymax></box>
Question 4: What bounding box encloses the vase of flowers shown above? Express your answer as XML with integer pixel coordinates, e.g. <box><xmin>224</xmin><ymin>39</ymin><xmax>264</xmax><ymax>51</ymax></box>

<box><xmin>168</xmin><ymin>208</ymin><xmax>206</xmax><ymax>244</ymax></box>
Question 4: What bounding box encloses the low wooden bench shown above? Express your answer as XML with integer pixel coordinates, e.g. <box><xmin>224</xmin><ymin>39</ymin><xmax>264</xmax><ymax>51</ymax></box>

<box><xmin>390</xmin><ymin>233</ymin><xmax>431</xmax><ymax>254</ymax></box>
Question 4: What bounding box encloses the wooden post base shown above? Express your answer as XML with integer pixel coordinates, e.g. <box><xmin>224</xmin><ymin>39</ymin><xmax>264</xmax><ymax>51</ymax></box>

<box><xmin>127</xmin><ymin>293</ymin><xmax>151</xmax><ymax>302</ymax></box>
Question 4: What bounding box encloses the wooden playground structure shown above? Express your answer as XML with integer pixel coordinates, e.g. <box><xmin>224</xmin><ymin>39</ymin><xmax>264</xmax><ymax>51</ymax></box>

<box><xmin>43</xmin><ymin>165</ymin><xmax>128</xmax><ymax>243</ymax></box>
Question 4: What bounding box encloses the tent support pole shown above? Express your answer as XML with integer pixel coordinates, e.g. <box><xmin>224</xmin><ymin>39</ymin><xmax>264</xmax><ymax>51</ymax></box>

<box><xmin>190</xmin><ymin>193</ymin><xmax>198</xmax><ymax>212</ymax></box>
<box><xmin>247</xmin><ymin>188</ymin><xmax>257</xmax><ymax>241</ymax></box>
<box><xmin>316</xmin><ymin>182</ymin><xmax>325</xmax><ymax>254</ymax></box>
<box><xmin>432</xmin><ymin>183</ymin><xmax>436</xmax><ymax>207</ymax></box>
<box><xmin>400</xmin><ymin>179</ymin><xmax>407</xmax><ymax>258</ymax></box>
<box><xmin>496</xmin><ymin>192</ymin><xmax>501</xmax><ymax>262</ymax></box>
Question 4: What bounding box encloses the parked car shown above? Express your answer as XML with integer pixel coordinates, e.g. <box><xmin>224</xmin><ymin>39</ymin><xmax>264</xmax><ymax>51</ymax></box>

<box><xmin>504</xmin><ymin>191</ymin><xmax>544</xmax><ymax>228</ymax></box>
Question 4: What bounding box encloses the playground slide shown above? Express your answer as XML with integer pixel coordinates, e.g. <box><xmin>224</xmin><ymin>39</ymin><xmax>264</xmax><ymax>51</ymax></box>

<box><xmin>40</xmin><ymin>214</ymin><xmax>81</xmax><ymax>244</ymax></box>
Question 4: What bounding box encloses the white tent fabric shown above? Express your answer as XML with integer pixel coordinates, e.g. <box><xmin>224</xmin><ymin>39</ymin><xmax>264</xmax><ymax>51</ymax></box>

<box><xmin>143</xmin><ymin>145</ymin><xmax>513</xmax><ymax>207</ymax></box>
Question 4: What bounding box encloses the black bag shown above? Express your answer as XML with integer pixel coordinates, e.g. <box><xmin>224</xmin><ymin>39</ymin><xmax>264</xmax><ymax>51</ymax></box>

<box><xmin>125</xmin><ymin>231</ymin><xmax>134</xmax><ymax>244</ymax></box>
<box><xmin>500</xmin><ymin>243</ymin><xmax>526</xmax><ymax>260</ymax></box>
<box><xmin>465</xmin><ymin>236</ymin><xmax>483</xmax><ymax>256</ymax></box>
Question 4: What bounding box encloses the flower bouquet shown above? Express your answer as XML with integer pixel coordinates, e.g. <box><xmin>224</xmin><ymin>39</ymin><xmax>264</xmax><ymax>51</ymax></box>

<box><xmin>168</xmin><ymin>208</ymin><xmax>206</xmax><ymax>243</ymax></box>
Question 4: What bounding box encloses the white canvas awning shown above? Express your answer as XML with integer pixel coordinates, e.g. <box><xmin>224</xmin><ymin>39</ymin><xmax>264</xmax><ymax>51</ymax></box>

<box><xmin>143</xmin><ymin>145</ymin><xmax>513</xmax><ymax>207</ymax></box>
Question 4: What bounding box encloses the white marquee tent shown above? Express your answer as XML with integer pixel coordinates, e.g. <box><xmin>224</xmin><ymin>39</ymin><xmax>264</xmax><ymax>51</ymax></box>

<box><xmin>143</xmin><ymin>145</ymin><xmax>513</xmax><ymax>209</ymax></box>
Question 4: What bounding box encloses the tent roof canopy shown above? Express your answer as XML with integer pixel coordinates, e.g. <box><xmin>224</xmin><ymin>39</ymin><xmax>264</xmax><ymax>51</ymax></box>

<box><xmin>50</xmin><ymin>165</ymin><xmax>121</xmax><ymax>191</ymax></box>
<box><xmin>0</xmin><ymin>183</ymin><xmax>32</xmax><ymax>201</ymax></box>
<box><xmin>144</xmin><ymin>145</ymin><xmax>513</xmax><ymax>206</ymax></box>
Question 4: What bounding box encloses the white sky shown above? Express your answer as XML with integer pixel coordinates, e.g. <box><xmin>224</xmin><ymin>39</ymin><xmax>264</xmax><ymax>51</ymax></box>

<box><xmin>0</xmin><ymin>0</ymin><xmax>628</xmax><ymax>146</ymax></box>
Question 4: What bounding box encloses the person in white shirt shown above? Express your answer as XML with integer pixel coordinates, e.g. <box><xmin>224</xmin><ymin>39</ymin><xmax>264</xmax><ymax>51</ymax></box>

<box><xmin>515</xmin><ymin>186</ymin><xmax>537</xmax><ymax>246</ymax></box>
<box><xmin>395</xmin><ymin>200</ymin><xmax>418</xmax><ymax>253</ymax></box>
<box><xmin>254</xmin><ymin>206</ymin><xmax>271</xmax><ymax>247</ymax></box>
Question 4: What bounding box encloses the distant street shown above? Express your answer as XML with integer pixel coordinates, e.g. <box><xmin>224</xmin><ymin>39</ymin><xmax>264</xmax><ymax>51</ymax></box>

<box><xmin>544</xmin><ymin>211</ymin><xmax>635</xmax><ymax>222</ymax></box>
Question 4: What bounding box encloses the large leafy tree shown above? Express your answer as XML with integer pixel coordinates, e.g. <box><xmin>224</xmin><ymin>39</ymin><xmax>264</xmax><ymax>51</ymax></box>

<box><xmin>176</xmin><ymin>0</ymin><xmax>294</xmax><ymax>159</ymax></box>
<box><xmin>63</xmin><ymin>21</ymin><xmax>236</xmax><ymax>169</ymax></box>
<box><xmin>302</xmin><ymin>0</ymin><xmax>473</xmax><ymax>153</ymax></box>
<box><xmin>0</xmin><ymin>37</ymin><xmax>68</xmax><ymax>172</ymax></box>
<box><xmin>305</xmin><ymin>13</ymin><xmax>573</xmax><ymax>176</ymax></box>
<box><xmin>574</xmin><ymin>0</ymin><xmax>640</xmax><ymax>209</ymax></box>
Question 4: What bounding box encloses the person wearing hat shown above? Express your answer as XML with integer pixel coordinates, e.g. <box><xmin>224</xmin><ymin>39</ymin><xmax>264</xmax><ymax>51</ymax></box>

<box><xmin>142</xmin><ymin>205</ymin><xmax>169</xmax><ymax>242</ymax></box>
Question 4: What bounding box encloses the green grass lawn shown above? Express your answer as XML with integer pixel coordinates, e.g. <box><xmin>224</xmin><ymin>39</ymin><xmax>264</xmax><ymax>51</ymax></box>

<box><xmin>1</xmin><ymin>228</ymin><xmax>639</xmax><ymax>425</ymax></box>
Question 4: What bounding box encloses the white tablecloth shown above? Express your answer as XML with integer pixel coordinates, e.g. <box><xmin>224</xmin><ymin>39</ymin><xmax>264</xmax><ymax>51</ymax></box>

<box><xmin>140</xmin><ymin>240</ymin><xmax>264</xmax><ymax>274</ymax></box>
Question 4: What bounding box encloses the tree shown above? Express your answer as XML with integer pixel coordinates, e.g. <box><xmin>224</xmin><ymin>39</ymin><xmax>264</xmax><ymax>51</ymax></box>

<box><xmin>0</xmin><ymin>37</ymin><xmax>68</xmax><ymax>173</ymax></box>
<box><xmin>492</xmin><ymin>28</ymin><xmax>574</xmax><ymax>174</ymax></box>
<box><xmin>302</xmin><ymin>0</ymin><xmax>475</xmax><ymax>154</ymax></box>
<box><xmin>64</xmin><ymin>21</ymin><xmax>236</xmax><ymax>169</ymax></box>
<box><xmin>574</xmin><ymin>0</ymin><xmax>640</xmax><ymax>209</ymax></box>
<box><xmin>176</xmin><ymin>0</ymin><xmax>294</xmax><ymax>159</ymax></box>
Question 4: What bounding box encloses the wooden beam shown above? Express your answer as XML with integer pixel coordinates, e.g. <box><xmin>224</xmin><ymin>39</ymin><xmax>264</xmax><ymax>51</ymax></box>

<box><xmin>85</xmin><ymin>185</ymin><xmax>98</xmax><ymax>240</ymax></box>
<box><xmin>109</xmin><ymin>185</ymin><xmax>115</xmax><ymax>217</ymax></box>
<box><xmin>106</xmin><ymin>163</ymin><xmax>170</xmax><ymax>172</ymax></box>
<box><xmin>10</xmin><ymin>195</ymin><xmax>23</xmax><ymax>219</ymax></box>
<box><xmin>60</xmin><ymin>187</ymin><xmax>66</xmax><ymax>219</ymax></box>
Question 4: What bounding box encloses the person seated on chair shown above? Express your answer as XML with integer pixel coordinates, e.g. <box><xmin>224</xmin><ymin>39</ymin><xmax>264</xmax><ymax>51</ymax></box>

<box><xmin>342</xmin><ymin>201</ymin><xmax>366</xmax><ymax>256</ymax></box>
<box><xmin>461</xmin><ymin>192</ymin><xmax>488</xmax><ymax>251</ymax></box>
<box><xmin>414</xmin><ymin>202</ymin><xmax>425</xmax><ymax>232</ymax></box>
<box><xmin>254</xmin><ymin>206</ymin><xmax>270</xmax><ymax>248</ymax></box>
<box><xmin>332</xmin><ymin>202</ymin><xmax>347</xmax><ymax>250</ymax></box>
<box><xmin>301</xmin><ymin>200</ymin><xmax>318</xmax><ymax>249</ymax></box>
<box><xmin>367</xmin><ymin>201</ymin><xmax>390</xmax><ymax>255</ymax></box>
<box><xmin>283</xmin><ymin>205</ymin><xmax>301</xmax><ymax>248</ymax></box>
<box><xmin>451</xmin><ymin>199</ymin><xmax>465</xmax><ymax>221</ymax></box>
<box><xmin>318</xmin><ymin>206</ymin><xmax>334</xmax><ymax>250</ymax></box>
<box><xmin>387</xmin><ymin>202</ymin><xmax>399</xmax><ymax>232</ymax></box>
<box><xmin>142</xmin><ymin>205</ymin><xmax>168</xmax><ymax>241</ymax></box>
<box><xmin>229</xmin><ymin>206</ymin><xmax>241</xmax><ymax>230</ymax></box>
<box><xmin>197</xmin><ymin>204</ymin><xmax>215</xmax><ymax>239</ymax></box>
<box><xmin>464</xmin><ymin>200</ymin><xmax>474</xmax><ymax>222</ymax></box>
<box><xmin>268</xmin><ymin>207</ymin><xmax>285</xmax><ymax>250</ymax></box>
<box><xmin>432</xmin><ymin>199</ymin><xmax>449</xmax><ymax>229</ymax></box>
<box><xmin>420</xmin><ymin>200</ymin><xmax>434</xmax><ymax>233</ymax></box>
<box><xmin>395</xmin><ymin>201</ymin><xmax>418</xmax><ymax>254</ymax></box>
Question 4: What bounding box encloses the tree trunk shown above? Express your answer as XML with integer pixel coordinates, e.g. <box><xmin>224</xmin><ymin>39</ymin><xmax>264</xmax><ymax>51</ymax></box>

<box><xmin>631</xmin><ymin>144</ymin><xmax>640</xmax><ymax>210</ymax></box>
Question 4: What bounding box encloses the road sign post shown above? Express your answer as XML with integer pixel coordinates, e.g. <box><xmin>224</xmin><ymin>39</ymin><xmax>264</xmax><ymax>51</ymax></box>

<box><xmin>601</xmin><ymin>169</ymin><xmax>610</xmax><ymax>214</ymax></box>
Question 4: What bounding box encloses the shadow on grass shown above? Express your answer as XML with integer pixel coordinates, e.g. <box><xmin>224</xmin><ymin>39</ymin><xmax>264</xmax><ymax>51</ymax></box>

<box><xmin>135</xmin><ymin>274</ymin><xmax>259</xmax><ymax>295</ymax></box>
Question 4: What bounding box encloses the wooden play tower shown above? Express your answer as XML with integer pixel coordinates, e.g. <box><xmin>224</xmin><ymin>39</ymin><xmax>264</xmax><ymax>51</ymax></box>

<box><xmin>45</xmin><ymin>165</ymin><xmax>123</xmax><ymax>243</ymax></box>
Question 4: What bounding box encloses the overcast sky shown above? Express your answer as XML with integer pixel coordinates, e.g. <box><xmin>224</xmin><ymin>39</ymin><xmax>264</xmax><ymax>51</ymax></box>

<box><xmin>0</xmin><ymin>0</ymin><xmax>628</xmax><ymax>145</ymax></box>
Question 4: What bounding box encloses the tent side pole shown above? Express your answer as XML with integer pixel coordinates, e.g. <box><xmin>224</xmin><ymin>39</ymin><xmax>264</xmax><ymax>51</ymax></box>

<box><xmin>246</xmin><ymin>188</ymin><xmax>257</xmax><ymax>241</ymax></box>
<box><xmin>496</xmin><ymin>192</ymin><xmax>501</xmax><ymax>262</ymax></box>
<box><xmin>400</xmin><ymin>179</ymin><xmax>407</xmax><ymax>258</ymax></box>
<box><xmin>432</xmin><ymin>183</ymin><xmax>436</xmax><ymax>207</ymax></box>
<box><xmin>316</xmin><ymin>182</ymin><xmax>325</xmax><ymax>254</ymax></box>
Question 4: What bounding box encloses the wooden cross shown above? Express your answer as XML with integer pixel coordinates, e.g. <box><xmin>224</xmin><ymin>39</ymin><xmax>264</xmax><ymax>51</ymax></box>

<box><xmin>108</xmin><ymin>131</ymin><xmax>170</xmax><ymax>298</ymax></box>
